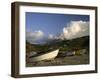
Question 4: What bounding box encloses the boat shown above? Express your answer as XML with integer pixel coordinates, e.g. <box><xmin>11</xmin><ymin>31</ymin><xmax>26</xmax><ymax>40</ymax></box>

<box><xmin>28</xmin><ymin>49</ymin><xmax>59</xmax><ymax>62</ymax></box>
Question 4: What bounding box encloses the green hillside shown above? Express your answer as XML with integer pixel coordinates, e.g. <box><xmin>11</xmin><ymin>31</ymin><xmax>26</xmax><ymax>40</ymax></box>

<box><xmin>26</xmin><ymin>36</ymin><xmax>89</xmax><ymax>67</ymax></box>
<box><xmin>26</xmin><ymin>36</ymin><xmax>89</xmax><ymax>54</ymax></box>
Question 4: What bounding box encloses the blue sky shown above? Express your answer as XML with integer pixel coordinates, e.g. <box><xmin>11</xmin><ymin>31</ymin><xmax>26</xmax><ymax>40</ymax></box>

<box><xmin>26</xmin><ymin>12</ymin><xmax>89</xmax><ymax>44</ymax></box>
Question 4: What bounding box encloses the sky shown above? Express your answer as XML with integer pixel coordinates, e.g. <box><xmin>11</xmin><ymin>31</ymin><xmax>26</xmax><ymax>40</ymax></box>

<box><xmin>26</xmin><ymin>12</ymin><xmax>89</xmax><ymax>44</ymax></box>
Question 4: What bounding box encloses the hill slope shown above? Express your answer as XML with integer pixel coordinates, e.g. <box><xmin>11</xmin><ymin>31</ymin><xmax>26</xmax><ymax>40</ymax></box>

<box><xmin>26</xmin><ymin>36</ymin><xmax>89</xmax><ymax>53</ymax></box>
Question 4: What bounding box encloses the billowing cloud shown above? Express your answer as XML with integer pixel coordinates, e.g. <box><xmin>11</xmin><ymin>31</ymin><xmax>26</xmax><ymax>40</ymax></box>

<box><xmin>48</xmin><ymin>34</ymin><xmax>60</xmax><ymax>40</ymax></box>
<box><xmin>26</xmin><ymin>21</ymin><xmax>89</xmax><ymax>44</ymax></box>
<box><xmin>59</xmin><ymin>21</ymin><xmax>89</xmax><ymax>40</ymax></box>
<box><xmin>26</xmin><ymin>30</ymin><xmax>44</xmax><ymax>43</ymax></box>
<box><xmin>48</xmin><ymin>34</ymin><xmax>54</xmax><ymax>39</ymax></box>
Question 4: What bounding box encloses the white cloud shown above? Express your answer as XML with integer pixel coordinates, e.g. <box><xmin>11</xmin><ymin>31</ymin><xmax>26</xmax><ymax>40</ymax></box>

<box><xmin>48</xmin><ymin>34</ymin><xmax>54</xmax><ymax>39</ymax></box>
<box><xmin>48</xmin><ymin>34</ymin><xmax>60</xmax><ymax>40</ymax></box>
<box><xmin>26</xmin><ymin>30</ymin><xmax>44</xmax><ymax>43</ymax></box>
<box><xmin>26</xmin><ymin>21</ymin><xmax>89</xmax><ymax>44</ymax></box>
<box><xmin>59</xmin><ymin>21</ymin><xmax>89</xmax><ymax>40</ymax></box>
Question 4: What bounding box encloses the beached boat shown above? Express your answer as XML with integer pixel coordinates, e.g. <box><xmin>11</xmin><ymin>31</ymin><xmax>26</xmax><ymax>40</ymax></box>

<box><xmin>28</xmin><ymin>49</ymin><xmax>59</xmax><ymax>62</ymax></box>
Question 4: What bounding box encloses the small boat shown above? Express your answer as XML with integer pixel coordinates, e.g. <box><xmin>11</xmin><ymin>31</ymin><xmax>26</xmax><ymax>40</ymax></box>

<box><xmin>28</xmin><ymin>49</ymin><xmax>59</xmax><ymax>62</ymax></box>
<box><xmin>27</xmin><ymin>51</ymin><xmax>37</xmax><ymax>57</ymax></box>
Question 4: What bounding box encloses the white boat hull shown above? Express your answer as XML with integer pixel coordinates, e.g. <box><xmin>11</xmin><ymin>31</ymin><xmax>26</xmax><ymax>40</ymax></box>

<box><xmin>28</xmin><ymin>49</ymin><xmax>59</xmax><ymax>62</ymax></box>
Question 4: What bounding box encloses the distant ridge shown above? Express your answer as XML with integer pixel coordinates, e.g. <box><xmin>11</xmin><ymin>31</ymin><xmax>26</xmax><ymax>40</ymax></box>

<box><xmin>26</xmin><ymin>36</ymin><xmax>89</xmax><ymax>53</ymax></box>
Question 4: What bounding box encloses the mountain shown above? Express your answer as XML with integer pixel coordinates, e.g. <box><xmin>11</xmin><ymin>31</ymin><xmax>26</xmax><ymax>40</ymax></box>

<box><xmin>47</xmin><ymin>36</ymin><xmax>89</xmax><ymax>49</ymax></box>
<box><xmin>26</xmin><ymin>36</ymin><xmax>89</xmax><ymax>53</ymax></box>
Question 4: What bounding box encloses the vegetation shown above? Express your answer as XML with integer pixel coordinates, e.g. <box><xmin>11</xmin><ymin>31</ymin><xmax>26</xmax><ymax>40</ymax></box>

<box><xmin>26</xmin><ymin>36</ymin><xmax>89</xmax><ymax>54</ymax></box>
<box><xmin>26</xmin><ymin>36</ymin><xmax>89</xmax><ymax>67</ymax></box>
